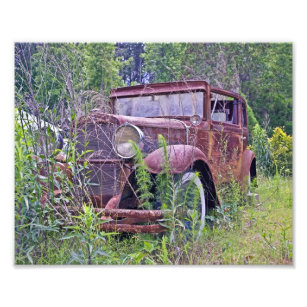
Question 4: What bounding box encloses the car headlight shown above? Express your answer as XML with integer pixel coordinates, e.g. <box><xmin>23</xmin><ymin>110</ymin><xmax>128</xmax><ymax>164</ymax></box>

<box><xmin>113</xmin><ymin>123</ymin><xmax>144</xmax><ymax>159</ymax></box>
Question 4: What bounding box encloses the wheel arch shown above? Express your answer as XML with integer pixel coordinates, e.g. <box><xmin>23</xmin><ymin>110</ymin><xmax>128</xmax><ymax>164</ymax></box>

<box><xmin>192</xmin><ymin>159</ymin><xmax>220</xmax><ymax>209</ymax></box>
<box><xmin>240</xmin><ymin>150</ymin><xmax>256</xmax><ymax>184</ymax></box>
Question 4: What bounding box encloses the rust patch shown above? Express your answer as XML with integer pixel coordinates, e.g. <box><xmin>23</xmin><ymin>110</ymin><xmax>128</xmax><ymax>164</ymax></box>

<box><xmin>101</xmin><ymin>224</ymin><xmax>165</xmax><ymax>233</ymax></box>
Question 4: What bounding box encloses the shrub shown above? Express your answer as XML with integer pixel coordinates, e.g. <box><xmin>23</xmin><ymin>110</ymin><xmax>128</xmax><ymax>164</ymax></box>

<box><xmin>269</xmin><ymin>127</ymin><xmax>292</xmax><ymax>176</ymax></box>
<box><xmin>251</xmin><ymin>124</ymin><xmax>273</xmax><ymax>176</ymax></box>
<box><xmin>15</xmin><ymin>110</ymin><xmax>61</xmax><ymax>263</ymax></box>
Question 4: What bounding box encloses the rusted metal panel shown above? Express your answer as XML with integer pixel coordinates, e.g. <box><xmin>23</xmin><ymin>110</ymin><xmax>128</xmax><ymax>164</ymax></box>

<box><xmin>101</xmin><ymin>223</ymin><xmax>165</xmax><ymax>233</ymax></box>
<box><xmin>54</xmin><ymin>206</ymin><xmax>163</xmax><ymax>221</ymax></box>
<box><xmin>211</xmin><ymin>86</ymin><xmax>246</xmax><ymax>102</ymax></box>
<box><xmin>110</xmin><ymin>80</ymin><xmax>209</xmax><ymax>98</ymax></box>
<box><xmin>101</xmin><ymin>208</ymin><xmax>163</xmax><ymax>220</ymax></box>
<box><xmin>54</xmin><ymin>205</ymin><xmax>165</xmax><ymax>233</ymax></box>
<box><xmin>240</xmin><ymin>150</ymin><xmax>256</xmax><ymax>182</ymax></box>
<box><xmin>144</xmin><ymin>144</ymin><xmax>213</xmax><ymax>175</ymax></box>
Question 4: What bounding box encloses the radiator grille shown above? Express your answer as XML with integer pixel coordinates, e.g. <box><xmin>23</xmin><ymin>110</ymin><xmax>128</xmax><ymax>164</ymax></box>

<box><xmin>87</xmin><ymin>163</ymin><xmax>121</xmax><ymax>199</ymax></box>
<box><xmin>76</xmin><ymin>122</ymin><xmax>118</xmax><ymax>159</ymax></box>
<box><xmin>76</xmin><ymin>121</ymin><xmax>121</xmax><ymax>203</ymax></box>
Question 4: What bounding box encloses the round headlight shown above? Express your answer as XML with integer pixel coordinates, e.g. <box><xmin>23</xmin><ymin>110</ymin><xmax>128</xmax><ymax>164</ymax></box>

<box><xmin>113</xmin><ymin>123</ymin><xmax>144</xmax><ymax>159</ymax></box>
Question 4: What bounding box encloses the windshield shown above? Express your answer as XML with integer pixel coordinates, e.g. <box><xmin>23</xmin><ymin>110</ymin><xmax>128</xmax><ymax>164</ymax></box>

<box><xmin>114</xmin><ymin>91</ymin><xmax>204</xmax><ymax>117</ymax></box>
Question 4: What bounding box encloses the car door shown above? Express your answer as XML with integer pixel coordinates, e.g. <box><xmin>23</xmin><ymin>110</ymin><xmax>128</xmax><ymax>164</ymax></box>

<box><xmin>210</xmin><ymin>92</ymin><xmax>242</xmax><ymax>182</ymax></box>
<box><xmin>241</xmin><ymin>100</ymin><xmax>248</xmax><ymax>150</ymax></box>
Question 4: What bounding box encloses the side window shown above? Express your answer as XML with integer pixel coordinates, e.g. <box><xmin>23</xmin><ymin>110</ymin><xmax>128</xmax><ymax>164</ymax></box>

<box><xmin>211</xmin><ymin>93</ymin><xmax>238</xmax><ymax>124</ymax></box>
<box><xmin>242</xmin><ymin>103</ymin><xmax>247</xmax><ymax>127</ymax></box>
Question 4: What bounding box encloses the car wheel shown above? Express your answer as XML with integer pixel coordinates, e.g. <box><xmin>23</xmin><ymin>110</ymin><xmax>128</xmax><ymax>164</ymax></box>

<box><xmin>174</xmin><ymin>171</ymin><xmax>208</xmax><ymax>241</ymax></box>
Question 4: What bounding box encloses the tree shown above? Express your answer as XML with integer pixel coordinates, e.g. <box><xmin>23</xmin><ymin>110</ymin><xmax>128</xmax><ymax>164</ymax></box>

<box><xmin>116</xmin><ymin>43</ymin><xmax>146</xmax><ymax>85</ymax></box>
<box><xmin>142</xmin><ymin>43</ymin><xmax>188</xmax><ymax>83</ymax></box>
<box><xmin>84</xmin><ymin>43</ymin><xmax>124</xmax><ymax>94</ymax></box>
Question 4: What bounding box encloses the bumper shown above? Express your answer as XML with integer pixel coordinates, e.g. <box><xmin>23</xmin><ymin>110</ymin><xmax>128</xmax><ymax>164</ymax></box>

<box><xmin>55</xmin><ymin>206</ymin><xmax>166</xmax><ymax>234</ymax></box>
<box><xmin>100</xmin><ymin>208</ymin><xmax>165</xmax><ymax>233</ymax></box>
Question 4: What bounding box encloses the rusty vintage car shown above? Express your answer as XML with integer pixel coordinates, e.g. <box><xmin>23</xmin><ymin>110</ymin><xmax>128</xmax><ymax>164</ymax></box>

<box><xmin>73</xmin><ymin>80</ymin><xmax>256</xmax><ymax>234</ymax></box>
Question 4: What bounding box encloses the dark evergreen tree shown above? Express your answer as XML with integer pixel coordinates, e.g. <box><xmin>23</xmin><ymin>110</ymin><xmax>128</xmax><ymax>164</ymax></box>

<box><xmin>116</xmin><ymin>43</ymin><xmax>146</xmax><ymax>85</ymax></box>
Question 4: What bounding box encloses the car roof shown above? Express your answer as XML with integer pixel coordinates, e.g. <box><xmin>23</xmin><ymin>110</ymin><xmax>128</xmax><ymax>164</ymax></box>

<box><xmin>110</xmin><ymin>80</ymin><xmax>209</xmax><ymax>98</ymax></box>
<box><xmin>110</xmin><ymin>80</ymin><xmax>246</xmax><ymax>103</ymax></box>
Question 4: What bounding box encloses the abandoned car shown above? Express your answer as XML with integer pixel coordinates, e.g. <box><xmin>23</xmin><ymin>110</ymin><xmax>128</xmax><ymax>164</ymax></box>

<box><xmin>71</xmin><ymin>81</ymin><xmax>256</xmax><ymax>233</ymax></box>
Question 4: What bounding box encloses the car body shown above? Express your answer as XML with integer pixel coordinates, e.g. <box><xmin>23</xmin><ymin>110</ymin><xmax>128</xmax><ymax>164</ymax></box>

<box><xmin>73</xmin><ymin>80</ymin><xmax>256</xmax><ymax>233</ymax></box>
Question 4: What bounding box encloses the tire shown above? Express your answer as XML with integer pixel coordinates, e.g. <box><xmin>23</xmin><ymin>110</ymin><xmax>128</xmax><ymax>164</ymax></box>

<box><xmin>174</xmin><ymin>171</ymin><xmax>208</xmax><ymax>241</ymax></box>
<box><xmin>247</xmin><ymin>169</ymin><xmax>254</xmax><ymax>196</ymax></box>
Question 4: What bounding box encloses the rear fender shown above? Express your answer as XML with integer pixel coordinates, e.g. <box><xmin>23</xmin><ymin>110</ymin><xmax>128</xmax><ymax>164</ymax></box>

<box><xmin>240</xmin><ymin>150</ymin><xmax>256</xmax><ymax>185</ymax></box>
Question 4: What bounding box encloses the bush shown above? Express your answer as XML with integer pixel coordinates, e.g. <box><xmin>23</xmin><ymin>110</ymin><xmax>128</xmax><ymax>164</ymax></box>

<box><xmin>269</xmin><ymin>127</ymin><xmax>292</xmax><ymax>176</ymax></box>
<box><xmin>251</xmin><ymin>124</ymin><xmax>273</xmax><ymax>176</ymax></box>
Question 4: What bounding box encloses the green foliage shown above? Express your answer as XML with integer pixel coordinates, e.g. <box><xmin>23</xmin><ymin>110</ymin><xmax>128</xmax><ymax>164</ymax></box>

<box><xmin>251</xmin><ymin>124</ymin><xmax>273</xmax><ymax>176</ymax></box>
<box><xmin>16</xmin><ymin>176</ymin><xmax>293</xmax><ymax>265</ymax></box>
<box><xmin>14</xmin><ymin>107</ymin><xmax>108</xmax><ymax>264</ymax></box>
<box><xmin>155</xmin><ymin>134</ymin><xmax>173</xmax><ymax>208</ymax></box>
<box><xmin>239</xmin><ymin>92</ymin><xmax>259</xmax><ymax>141</ymax></box>
<box><xmin>116</xmin><ymin>43</ymin><xmax>146</xmax><ymax>85</ymax></box>
<box><xmin>62</xmin><ymin>204</ymin><xmax>110</xmax><ymax>264</ymax></box>
<box><xmin>246</xmin><ymin>103</ymin><xmax>258</xmax><ymax>138</ymax></box>
<box><xmin>131</xmin><ymin>141</ymin><xmax>154</xmax><ymax>209</ymax></box>
<box><xmin>84</xmin><ymin>43</ymin><xmax>125</xmax><ymax>94</ymax></box>
<box><xmin>15</xmin><ymin>110</ymin><xmax>61</xmax><ymax>264</ymax></box>
<box><xmin>160</xmin><ymin>236</ymin><xmax>170</xmax><ymax>264</ymax></box>
<box><xmin>269</xmin><ymin>127</ymin><xmax>292</xmax><ymax>176</ymax></box>
<box><xmin>142</xmin><ymin>43</ymin><xmax>188</xmax><ymax>82</ymax></box>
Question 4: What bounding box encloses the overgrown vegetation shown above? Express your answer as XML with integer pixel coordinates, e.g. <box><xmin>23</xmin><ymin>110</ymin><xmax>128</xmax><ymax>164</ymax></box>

<box><xmin>15</xmin><ymin>118</ymin><xmax>293</xmax><ymax>264</ymax></box>
<box><xmin>251</xmin><ymin>124</ymin><xmax>292</xmax><ymax>176</ymax></box>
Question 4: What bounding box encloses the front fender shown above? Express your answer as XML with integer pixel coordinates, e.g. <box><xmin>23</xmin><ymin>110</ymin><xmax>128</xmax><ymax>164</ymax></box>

<box><xmin>144</xmin><ymin>145</ymin><xmax>212</xmax><ymax>175</ymax></box>
<box><xmin>144</xmin><ymin>145</ymin><xmax>220</xmax><ymax>206</ymax></box>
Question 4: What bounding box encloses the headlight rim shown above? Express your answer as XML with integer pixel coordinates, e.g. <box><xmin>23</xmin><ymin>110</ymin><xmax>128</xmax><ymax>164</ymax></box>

<box><xmin>113</xmin><ymin>122</ymin><xmax>144</xmax><ymax>159</ymax></box>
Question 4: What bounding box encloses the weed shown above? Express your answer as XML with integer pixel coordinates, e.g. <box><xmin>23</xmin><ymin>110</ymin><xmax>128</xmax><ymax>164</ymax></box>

<box><xmin>130</xmin><ymin>141</ymin><xmax>154</xmax><ymax>209</ymax></box>
<box><xmin>61</xmin><ymin>204</ymin><xmax>111</xmax><ymax>264</ymax></box>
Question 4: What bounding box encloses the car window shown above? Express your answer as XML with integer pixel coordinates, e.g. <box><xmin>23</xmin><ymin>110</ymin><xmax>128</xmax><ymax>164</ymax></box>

<box><xmin>211</xmin><ymin>93</ymin><xmax>238</xmax><ymax>124</ymax></box>
<box><xmin>115</xmin><ymin>91</ymin><xmax>204</xmax><ymax>117</ymax></box>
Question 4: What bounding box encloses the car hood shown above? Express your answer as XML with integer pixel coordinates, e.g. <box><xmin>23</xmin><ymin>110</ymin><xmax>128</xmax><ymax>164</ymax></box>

<box><xmin>80</xmin><ymin>111</ymin><xmax>187</xmax><ymax>130</ymax></box>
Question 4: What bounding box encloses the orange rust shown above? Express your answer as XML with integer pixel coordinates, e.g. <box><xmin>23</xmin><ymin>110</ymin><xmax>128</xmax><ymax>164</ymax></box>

<box><xmin>101</xmin><ymin>223</ymin><xmax>165</xmax><ymax>233</ymax></box>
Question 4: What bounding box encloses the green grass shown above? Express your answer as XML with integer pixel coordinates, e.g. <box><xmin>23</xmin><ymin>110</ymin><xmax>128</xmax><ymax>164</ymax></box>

<box><xmin>15</xmin><ymin>175</ymin><xmax>292</xmax><ymax>265</ymax></box>
<box><xmin>185</xmin><ymin>175</ymin><xmax>293</xmax><ymax>265</ymax></box>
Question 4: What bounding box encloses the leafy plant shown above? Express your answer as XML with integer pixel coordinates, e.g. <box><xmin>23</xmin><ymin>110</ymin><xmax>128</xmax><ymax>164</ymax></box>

<box><xmin>269</xmin><ymin>127</ymin><xmax>292</xmax><ymax>176</ymax></box>
<box><xmin>131</xmin><ymin>141</ymin><xmax>154</xmax><ymax>209</ymax></box>
<box><xmin>251</xmin><ymin>124</ymin><xmax>273</xmax><ymax>176</ymax></box>
<box><xmin>62</xmin><ymin>204</ymin><xmax>111</xmax><ymax>264</ymax></box>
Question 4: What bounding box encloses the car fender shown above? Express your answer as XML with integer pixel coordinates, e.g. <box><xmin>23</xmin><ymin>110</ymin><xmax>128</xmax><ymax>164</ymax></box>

<box><xmin>144</xmin><ymin>144</ymin><xmax>220</xmax><ymax>206</ymax></box>
<box><xmin>240</xmin><ymin>150</ymin><xmax>256</xmax><ymax>182</ymax></box>
<box><xmin>144</xmin><ymin>144</ymin><xmax>212</xmax><ymax>174</ymax></box>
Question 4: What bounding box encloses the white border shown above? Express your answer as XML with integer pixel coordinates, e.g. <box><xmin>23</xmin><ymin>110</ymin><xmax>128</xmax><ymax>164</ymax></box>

<box><xmin>1</xmin><ymin>1</ymin><xmax>306</xmax><ymax>306</ymax></box>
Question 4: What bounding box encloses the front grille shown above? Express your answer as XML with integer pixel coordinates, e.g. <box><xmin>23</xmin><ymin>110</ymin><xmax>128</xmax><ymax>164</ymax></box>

<box><xmin>76</xmin><ymin>122</ymin><xmax>118</xmax><ymax>159</ymax></box>
<box><xmin>87</xmin><ymin>162</ymin><xmax>121</xmax><ymax>201</ymax></box>
<box><xmin>76</xmin><ymin>121</ymin><xmax>121</xmax><ymax>203</ymax></box>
